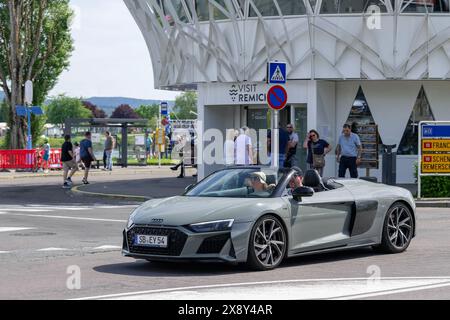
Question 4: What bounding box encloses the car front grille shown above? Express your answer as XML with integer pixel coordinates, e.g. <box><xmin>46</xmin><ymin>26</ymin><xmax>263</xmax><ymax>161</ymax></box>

<box><xmin>197</xmin><ymin>233</ymin><xmax>230</xmax><ymax>254</ymax></box>
<box><xmin>126</xmin><ymin>226</ymin><xmax>188</xmax><ymax>256</ymax></box>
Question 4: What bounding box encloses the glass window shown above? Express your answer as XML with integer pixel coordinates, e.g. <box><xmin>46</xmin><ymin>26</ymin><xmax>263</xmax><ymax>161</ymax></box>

<box><xmin>196</xmin><ymin>0</ymin><xmax>210</xmax><ymax>21</ymax></box>
<box><xmin>398</xmin><ymin>87</ymin><xmax>435</xmax><ymax>155</ymax></box>
<box><xmin>320</xmin><ymin>0</ymin><xmax>388</xmax><ymax>13</ymax></box>
<box><xmin>185</xmin><ymin>168</ymin><xmax>285</xmax><ymax>198</ymax></box>
<box><xmin>163</xmin><ymin>0</ymin><xmax>190</xmax><ymax>23</ymax></box>
<box><xmin>249</xmin><ymin>0</ymin><xmax>279</xmax><ymax>17</ymax></box>
<box><xmin>402</xmin><ymin>0</ymin><xmax>450</xmax><ymax>13</ymax></box>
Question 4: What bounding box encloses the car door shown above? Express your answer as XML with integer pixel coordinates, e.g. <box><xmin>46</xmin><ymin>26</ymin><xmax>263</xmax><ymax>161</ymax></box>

<box><xmin>288</xmin><ymin>187</ymin><xmax>355</xmax><ymax>253</ymax></box>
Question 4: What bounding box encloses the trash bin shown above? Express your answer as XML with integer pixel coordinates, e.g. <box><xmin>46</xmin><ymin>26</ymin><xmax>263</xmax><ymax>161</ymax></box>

<box><xmin>382</xmin><ymin>144</ymin><xmax>397</xmax><ymax>186</ymax></box>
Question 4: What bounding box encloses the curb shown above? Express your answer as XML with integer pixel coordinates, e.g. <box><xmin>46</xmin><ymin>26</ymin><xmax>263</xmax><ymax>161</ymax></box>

<box><xmin>71</xmin><ymin>185</ymin><xmax>151</xmax><ymax>202</ymax></box>
<box><xmin>416</xmin><ymin>201</ymin><xmax>450</xmax><ymax>208</ymax></box>
<box><xmin>0</xmin><ymin>167</ymin><xmax>175</xmax><ymax>181</ymax></box>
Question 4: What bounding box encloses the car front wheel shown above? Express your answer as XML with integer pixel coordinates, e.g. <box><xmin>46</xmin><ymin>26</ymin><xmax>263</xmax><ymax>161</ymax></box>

<box><xmin>247</xmin><ymin>215</ymin><xmax>287</xmax><ymax>271</ymax></box>
<box><xmin>373</xmin><ymin>202</ymin><xmax>414</xmax><ymax>254</ymax></box>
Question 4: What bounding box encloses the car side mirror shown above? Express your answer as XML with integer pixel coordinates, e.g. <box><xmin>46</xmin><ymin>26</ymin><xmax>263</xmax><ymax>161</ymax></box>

<box><xmin>292</xmin><ymin>186</ymin><xmax>314</xmax><ymax>202</ymax></box>
<box><xmin>184</xmin><ymin>184</ymin><xmax>195</xmax><ymax>193</ymax></box>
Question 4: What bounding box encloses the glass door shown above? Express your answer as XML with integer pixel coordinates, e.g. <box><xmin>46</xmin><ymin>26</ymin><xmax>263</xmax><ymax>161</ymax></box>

<box><xmin>293</xmin><ymin>105</ymin><xmax>308</xmax><ymax>171</ymax></box>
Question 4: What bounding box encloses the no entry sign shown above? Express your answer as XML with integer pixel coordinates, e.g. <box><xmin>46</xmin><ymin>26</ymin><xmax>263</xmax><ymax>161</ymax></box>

<box><xmin>267</xmin><ymin>85</ymin><xmax>288</xmax><ymax>111</ymax></box>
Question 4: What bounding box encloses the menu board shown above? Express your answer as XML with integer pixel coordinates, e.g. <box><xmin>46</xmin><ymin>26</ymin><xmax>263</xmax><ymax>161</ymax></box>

<box><xmin>356</xmin><ymin>124</ymin><xmax>379</xmax><ymax>169</ymax></box>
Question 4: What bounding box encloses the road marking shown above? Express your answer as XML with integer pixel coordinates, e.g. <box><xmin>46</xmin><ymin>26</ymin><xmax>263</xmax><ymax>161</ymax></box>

<box><xmin>0</xmin><ymin>213</ymin><xmax>126</xmax><ymax>223</ymax></box>
<box><xmin>0</xmin><ymin>227</ymin><xmax>35</xmax><ymax>233</ymax></box>
<box><xmin>37</xmin><ymin>248</ymin><xmax>71</xmax><ymax>252</ymax></box>
<box><xmin>93</xmin><ymin>245</ymin><xmax>122</xmax><ymax>250</ymax></box>
<box><xmin>0</xmin><ymin>251</ymin><xmax>11</xmax><ymax>254</ymax></box>
<box><xmin>74</xmin><ymin>277</ymin><xmax>450</xmax><ymax>300</ymax></box>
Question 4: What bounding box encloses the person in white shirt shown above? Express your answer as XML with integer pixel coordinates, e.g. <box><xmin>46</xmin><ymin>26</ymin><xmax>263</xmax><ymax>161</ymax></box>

<box><xmin>234</xmin><ymin>127</ymin><xmax>254</xmax><ymax>165</ymax></box>
<box><xmin>224</xmin><ymin>129</ymin><xmax>236</xmax><ymax>165</ymax></box>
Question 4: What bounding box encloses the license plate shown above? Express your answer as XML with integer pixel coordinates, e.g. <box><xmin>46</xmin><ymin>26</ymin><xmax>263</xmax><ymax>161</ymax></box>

<box><xmin>134</xmin><ymin>235</ymin><xmax>168</xmax><ymax>248</ymax></box>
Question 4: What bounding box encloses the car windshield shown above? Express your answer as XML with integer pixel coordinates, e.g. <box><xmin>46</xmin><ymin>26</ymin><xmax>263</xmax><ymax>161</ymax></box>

<box><xmin>185</xmin><ymin>168</ymin><xmax>286</xmax><ymax>198</ymax></box>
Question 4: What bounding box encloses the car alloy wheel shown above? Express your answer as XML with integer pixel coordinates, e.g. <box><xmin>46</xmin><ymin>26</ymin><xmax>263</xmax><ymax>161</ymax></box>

<box><xmin>387</xmin><ymin>204</ymin><xmax>413</xmax><ymax>250</ymax></box>
<box><xmin>248</xmin><ymin>216</ymin><xmax>286</xmax><ymax>270</ymax></box>
<box><xmin>374</xmin><ymin>202</ymin><xmax>414</xmax><ymax>254</ymax></box>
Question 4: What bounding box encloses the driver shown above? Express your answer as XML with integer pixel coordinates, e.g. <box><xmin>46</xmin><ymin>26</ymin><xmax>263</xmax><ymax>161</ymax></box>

<box><xmin>288</xmin><ymin>167</ymin><xmax>304</xmax><ymax>190</ymax></box>
<box><xmin>249</xmin><ymin>172</ymin><xmax>276</xmax><ymax>194</ymax></box>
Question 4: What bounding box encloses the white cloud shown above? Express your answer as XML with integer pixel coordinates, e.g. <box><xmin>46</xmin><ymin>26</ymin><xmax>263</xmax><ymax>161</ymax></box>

<box><xmin>50</xmin><ymin>0</ymin><xmax>180</xmax><ymax>101</ymax></box>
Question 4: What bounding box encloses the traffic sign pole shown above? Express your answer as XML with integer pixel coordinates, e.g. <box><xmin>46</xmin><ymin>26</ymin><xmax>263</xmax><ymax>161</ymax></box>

<box><xmin>272</xmin><ymin>110</ymin><xmax>279</xmax><ymax>169</ymax></box>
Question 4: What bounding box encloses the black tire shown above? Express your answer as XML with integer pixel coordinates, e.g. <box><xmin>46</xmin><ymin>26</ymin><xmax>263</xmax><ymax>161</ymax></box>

<box><xmin>373</xmin><ymin>202</ymin><xmax>414</xmax><ymax>254</ymax></box>
<box><xmin>247</xmin><ymin>215</ymin><xmax>287</xmax><ymax>271</ymax></box>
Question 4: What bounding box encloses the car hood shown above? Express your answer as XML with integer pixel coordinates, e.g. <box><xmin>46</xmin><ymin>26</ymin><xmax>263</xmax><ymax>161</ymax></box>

<box><xmin>131</xmin><ymin>196</ymin><xmax>274</xmax><ymax>226</ymax></box>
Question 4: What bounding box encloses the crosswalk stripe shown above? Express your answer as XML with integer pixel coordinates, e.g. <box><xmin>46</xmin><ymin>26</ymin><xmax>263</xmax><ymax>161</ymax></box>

<box><xmin>0</xmin><ymin>212</ymin><xmax>126</xmax><ymax>223</ymax></box>
<box><xmin>93</xmin><ymin>245</ymin><xmax>122</xmax><ymax>250</ymax></box>
<box><xmin>37</xmin><ymin>248</ymin><xmax>71</xmax><ymax>252</ymax></box>
<box><xmin>0</xmin><ymin>227</ymin><xmax>35</xmax><ymax>233</ymax></box>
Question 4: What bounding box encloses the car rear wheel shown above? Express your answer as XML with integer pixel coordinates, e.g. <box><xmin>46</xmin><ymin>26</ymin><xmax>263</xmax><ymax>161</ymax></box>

<box><xmin>373</xmin><ymin>202</ymin><xmax>414</xmax><ymax>254</ymax></box>
<box><xmin>247</xmin><ymin>215</ymin><xmax>287</xmax><ymax>271</ymax></box>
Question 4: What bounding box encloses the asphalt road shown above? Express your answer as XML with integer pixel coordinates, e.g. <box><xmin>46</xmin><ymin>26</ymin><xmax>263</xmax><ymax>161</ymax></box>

<box><xmin>0</xmin><ymin>184</ymin><xmax>450</xmax><ymax>300</ymax></box>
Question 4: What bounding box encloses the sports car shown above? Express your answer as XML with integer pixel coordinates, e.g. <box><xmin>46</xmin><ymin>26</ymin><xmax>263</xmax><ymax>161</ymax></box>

<box><xmin>122</xmin><ymin>167</ymin><xmax>416</xmax><ymax>271</ymax></box>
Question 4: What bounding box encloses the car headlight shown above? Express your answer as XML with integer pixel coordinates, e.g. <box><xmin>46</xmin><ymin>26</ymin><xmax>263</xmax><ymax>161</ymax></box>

<box><xmin>188</xmin><ymin>219</ymin><xmax>234</xmax><ymax>233</ymax></box>
<box><xmin>127</xmin><ymin>217</ymin><xmax>134</xmax><ymax>229</ymax></box>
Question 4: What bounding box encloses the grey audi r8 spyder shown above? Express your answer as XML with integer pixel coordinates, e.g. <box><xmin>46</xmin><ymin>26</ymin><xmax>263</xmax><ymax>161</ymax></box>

<box><xmin>122</xmin><ymin>167</ymin><xmax>416</xmax><ymax>271</ymax></box>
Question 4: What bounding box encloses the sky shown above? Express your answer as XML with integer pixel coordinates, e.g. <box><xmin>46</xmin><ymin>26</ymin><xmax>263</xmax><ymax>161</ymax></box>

<box><xmin>49</xmin><ymin>0</ymin><xmax>180</xmax><ymax>101</ymax></box>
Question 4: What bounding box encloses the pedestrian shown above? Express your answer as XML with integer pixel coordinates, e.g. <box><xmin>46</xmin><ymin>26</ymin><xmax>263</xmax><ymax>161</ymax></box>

<box><xmin>73</xmin><ymin>142</ymin><xmax>84</xmax><ymax>170</ymax></box>
<box><xmin>145</xmin><ymin>131</ymin><xmax>153</xmax><ymax>161</ymax></box>
<box><xmin>41</xmin><ymin>139</ymin><xmax>51</xmax><ymax>173</ymax></box>
<box><xmin>79</xmin><ymin>132</ymin><xmax>97</xmax><ymax>185</ymax></box>
<box><xmin>278</xmin><ymin>126</ymin><xmax>290</xmax><ymax>168</ymax></box>
<box><xmin>103</xmin><ymin>131</ymin><xmax>114</xmax><ymax>171</ymax></box>
<box><xmin>61</xmin><ymin>135</ymin><xmax>78</xmax><ymax>189</ymax></box>
<box><xmin>235</xmin><ymin>127</ymin><xmax>253</xmax><ymax>165</ymax></box>
<box><xmin>285</xmin><ymin>124</ymin><xmax>299</xmax><ymax>168</ymax></box>
<box><xmin>336</xmin><ymin>124</ymin><xmax>362</xmax><ymax>178</ymax></box>
<box><xmin>171</xmin><ymin>134</ymin><xmax>186</xmax><ymax>178</ymax></box>
<box><xmin>224</xmin><ymin>129</ymin><xmax>236</xmax><ymax>165</ymax></box>
<box><xmin>303</xmin><ymin>129</ymin><xmax>332</xmax><ymax>177</ymax></box>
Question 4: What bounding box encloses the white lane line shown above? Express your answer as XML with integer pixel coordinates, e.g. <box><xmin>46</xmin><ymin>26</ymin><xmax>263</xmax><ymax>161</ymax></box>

<box><xmin>73</xmin><ymin>277</ymin><xmax>450</xmax><ymax>301</ymax></box>
<box><xmin>92</xmin><ymin>245</ymin><xmax>122</xmax><ymax>250</ymax></box>
<box><xmin>37</xmin><ymin>248</ymin><xmax>71</xmax><ymax>252</ymax></box>
<box><xmin>0</xmin><ymin>251</ymin><xmax>11</xmax><ymax>254</ymax></box>
<box><xmin>0</xmin><ymin>212</ymin><xmax>126</xmax><ymax>223</ymax></box>
<box><xmin>0</xmin><ymin>209</ymin><xmax>52</xmax><ymax>212</ymax></box>
<box><xmin>0</xmin><ymin>227</ymin><xmax>35</xmax><ymax>233</ymax></box>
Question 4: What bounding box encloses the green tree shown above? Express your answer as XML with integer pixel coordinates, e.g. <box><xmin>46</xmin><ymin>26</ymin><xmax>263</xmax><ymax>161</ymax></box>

<box><xmin>0</xmin><ymin>0</ymin><xmax>74</xmax><ymax>149</ymax></box>
<box><xmin>46</xmin><ymin>95</ymin><xmax>91</xmax><ymax>129</ymax></box>
<box><xmin>135</xmin><ymin>104</ymin><xmax>160</xmax><ymax>120</ymax></box>
<box><xmin>174</xmin><ymin>92</ymin><xmax>198</xmax><ymax>119</ymax></box>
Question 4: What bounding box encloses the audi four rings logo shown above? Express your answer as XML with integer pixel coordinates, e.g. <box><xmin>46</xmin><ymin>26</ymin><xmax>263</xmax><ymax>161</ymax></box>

<box><xmin>151</xmin><ymin>219</ymin><xmax>164</xmax><ymax>224</ymax></box>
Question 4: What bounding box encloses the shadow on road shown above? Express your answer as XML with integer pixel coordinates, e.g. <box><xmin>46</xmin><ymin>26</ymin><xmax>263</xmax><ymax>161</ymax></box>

<box><xmin>94</xmin><ymin>247</ymin><xmax>379</xmax><ymax>277</ymax></box>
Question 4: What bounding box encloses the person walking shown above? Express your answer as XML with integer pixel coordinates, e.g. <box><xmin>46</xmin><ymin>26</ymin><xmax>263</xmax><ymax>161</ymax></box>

<box><xmin>103</xmin><ymin>131</ymin><xmax>114</xmax><ymax>171</ymax></box>
<box><xmin>61</xmin><ymin>135</ymin><xmax>78</xmax><ymax>189</ymax></box>
<box><xmin>73</xmin><ymin>142</ymin><xmax>85</xmax><ymax>170</ymax></box>
<box><xmin>336</xmin><ymin>124</ymin><xmax>362</xmax><ymax>178</ymax></box>
<box><xmin>224</xmin><ymin>129</ymin><xmax>236</xmax><ymax>165</ymax></box>
<box><xmin>41</xmin><ymin>139</ymin><xmax>51</xmax><ymax>173</ymax></box>
<box><xmin>171</xmin><ymin>134</ymin><xmax>186</xmax><ymax>178</ymax></box>
<box><xmin>80</xmin><ymin>132</ymin><xmax>97</xmax><ymax>185</ymax></box>
<box><xmin>303</xmin><ymin>129</ymin><xmax>332</xmax><ymax>177</ymax></box>
<box><xmin>285</xmin><ymin>124</ymin><xmax>299</xmax><ymax>168</ymax></box>
<box><xmin>145</xmin><ymin>131</ymin><xmax>153</xmax><ymax>161</ymax></box>
<box><xmin>235</xmin><ymin>127</ymin><xmax>253</xmax><ymax>165</ymax></box>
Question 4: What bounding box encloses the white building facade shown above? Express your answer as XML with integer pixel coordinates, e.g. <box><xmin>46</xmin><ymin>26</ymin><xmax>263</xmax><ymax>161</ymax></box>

<box><xmin>125</xmin><ymin>0</ymin><xmax>450</xmax><ymax>183</ymax></box>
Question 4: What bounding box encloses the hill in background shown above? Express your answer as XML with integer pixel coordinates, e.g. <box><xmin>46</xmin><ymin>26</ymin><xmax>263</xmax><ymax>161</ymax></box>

<box><xmin>0</xmin><ymin>91</ymin><xmax>175</xmax><ymax>116</ymax></box>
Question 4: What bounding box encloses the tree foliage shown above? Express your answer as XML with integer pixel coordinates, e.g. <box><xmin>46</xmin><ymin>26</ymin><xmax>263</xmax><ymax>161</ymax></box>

<box><xmin>173</xmin><ymin>92</ymin><xmax>197</xmax><ymax>119</ymax></box>
<box><xmin>111</xmin><ymin>104</ymin><xmax>140</xmax><ymax>119</ymax></box>
<box><xmin>82</xmin><ymin>101</ymin><xmax>107</xmax><ymax>118</ymax></box>
<box><xmin>0</xmin><ymin>0</ymin><xmax>74</xmax><ymax>148</ymax></box>
<box><xmin>46</xmin><ymin>95</ymin><xmax>91</xmax><ymax>129</ymax></box>
<box><xmin>135</xmin><ymin>104</ymin><xmax>159</xmax><ymax>120</ymax></box>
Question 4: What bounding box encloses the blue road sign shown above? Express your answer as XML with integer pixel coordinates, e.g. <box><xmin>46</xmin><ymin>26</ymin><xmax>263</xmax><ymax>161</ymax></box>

<box><xmin>422</xmin><ymin>124</ymin><xmax>450</xmax><ymax>138</ymax></box>
<box><xmin>160</xmin><ymin>102</ymin><xmax>169</xmax><ymax>116</ymax></box>
<box><xmin>267</xmin><ymin>85</ymin><xmax>288</xmax><ymax>111</ymax></box>
<box><xmin>268</xmin><ymin>61</ymin><xmax>287</xmax><ymax>85</ymax></box>
<box><xmin>15</xmin><ymin>105</ymin><xmax>44</xmax><ymax>150</ymax></box>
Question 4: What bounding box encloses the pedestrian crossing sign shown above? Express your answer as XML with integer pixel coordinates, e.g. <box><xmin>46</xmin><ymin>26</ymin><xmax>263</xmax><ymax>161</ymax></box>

<box><xmin>267</xmin><ymin>61</ymin><xmax>287</xmax><ymax>84</ymax></box>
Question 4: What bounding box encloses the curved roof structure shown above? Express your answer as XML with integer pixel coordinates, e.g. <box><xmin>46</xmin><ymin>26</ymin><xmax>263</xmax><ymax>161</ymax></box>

<box><xmin>124</xmin><ymin>0</ymin><xmax>450</xmax><ymax>89</ymax></box>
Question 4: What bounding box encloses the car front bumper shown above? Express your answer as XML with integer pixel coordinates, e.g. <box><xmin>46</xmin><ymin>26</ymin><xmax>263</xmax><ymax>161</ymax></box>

<box><xmin>122</xmin><ymin>222</ymin><xmax>253</xmax><ymax>263</ymax></box>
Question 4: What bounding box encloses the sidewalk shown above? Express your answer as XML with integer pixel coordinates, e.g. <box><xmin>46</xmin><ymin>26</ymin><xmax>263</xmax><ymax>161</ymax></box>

<box><xmin>72</xmin><ymin>175</ymin><xmax>197</xmax><ymax>201</ymax></box>
<box><xmin>0</xmin><ymin>166</ymin><xmax>177</xmax><ymax>180</ymax></box>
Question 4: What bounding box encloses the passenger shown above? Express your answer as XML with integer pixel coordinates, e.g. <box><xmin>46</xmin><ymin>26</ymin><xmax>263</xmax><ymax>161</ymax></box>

<box><xmin>249</xmin><ymin>172</ymin><xmax>276</xmax><ymax>194</ymax></box>
<box><xmin>288</xmin><ymin>167</ymin><xmax>304</xmax><ymax>190</ymax></box>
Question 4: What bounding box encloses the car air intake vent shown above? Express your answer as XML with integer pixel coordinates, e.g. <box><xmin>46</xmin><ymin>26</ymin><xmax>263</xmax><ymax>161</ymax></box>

<box><xmin>127</xmin><ymin>226</ymin><xmax>188</xmax><ymax>256</ymax></box>
<box><xmin>197</xmin><ymin>233</ymin><xmax>230</xmax><ymax>254</ymax></box>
